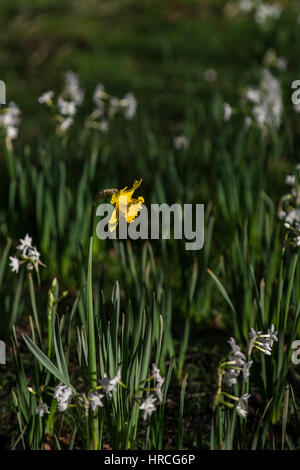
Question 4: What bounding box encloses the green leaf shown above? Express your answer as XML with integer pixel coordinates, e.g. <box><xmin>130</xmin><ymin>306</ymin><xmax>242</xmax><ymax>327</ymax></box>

<box><xmin>22</xmin><ymin>334</ymin><xmax>75</xmax><ymax>393</ymax></box>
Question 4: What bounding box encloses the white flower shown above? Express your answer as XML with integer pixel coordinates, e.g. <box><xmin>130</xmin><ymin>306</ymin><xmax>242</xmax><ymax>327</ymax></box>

<box><xmin>11</xmin><ymin>234</ymin><xmax>45</xmax><ymax>273</ymax></box>
<box><xmin>278</xmin><ymin>210</ymin><xmax>286</xmax><ymax>221</ymax></box>
<box><xmin>35</xmin><ymin>403</ymin><xmax>50</xmax><ymax>417</ymax></box>
<box><xmin>57</xmin><ymin>401</ymin><xmax>69</xmax><ymax>412</ymax></box>
<box><xmin>64</xmin><ymin>71</ymin><xmax>84</xmax><ymax>106</ymax></box>
<box><xmin>248</xmin><ymin>325</ymin><xmax>278</xmax><ymax>355</ymax></box>
<box><xmin>248</xmin><ymin>69</ymin><xmax>282</xmax><ymax>130</ymax></box>
<box><xmin>228</xmin><ymin>337</ymin><xmax>242</xmax><ymax>355</ymax></box>
<box><xmin>242</xmin><ymin>361</ymin><xmax>253</xmax><ymax>382</ymax></box>
<box><xmin>54</xmin><ymin>383</ymin><xmax>72</xmax><ymax>412</ymax></box>
<box><xmin>0</xmin><ymin>102</ymin><xmax>21</xmax><ymax>148</ymax></box>
<box><xmin>38</xmin><ymin>91</ymin><xmax>54</xmax><ymax>104</ymax></box>
<box><xmin>236</xmin><ymin>393</ymin><xmax>251</xmax><ymax>418</ymax></box>
<box><xmin>16</xmin><ymin>234</ymin><xmax>32</xmax><ymax>253</ymax></box>
<box><xmin>99</xmin><ymin>368</ymin><xmax>121</xmax><ymax>397</ymax></box>
<box><xmin>89</xmin><ymin>392</ymin><xmax>104</xmax><ymax>411</ymax></box>
<box><xmin>59</xmin><ymin>117</ymin><xmax>74</xmax><ymax>133</ymax></box>
<box><xmin>98</xmin><ymin>120</ymin><xmax>109</xmax><ymax>133</ymax></box>
<box><xmin>238</xmin><ymin>0</ymin><xmax>253</xmax><ymax>13</ymax></box>
<box><xmin>7</xmin><ymin>126</ymin><xmax>18</xmax><ymax>140</ymax></box>
<box><xmin>255</xmin><ymin>4</ymin><xmax>282</xmax><ymax>25</ymax></box>
<box><xmin>276</xmin><ymin>57</ymin><xmax>287</xmax><ymax>71</ymax></box>
<box><xmin>140</xmin><ymin>394</ymin><xmax>157</xmax><ymax>420</ymax></box>
<box><xmin>9</xmin><ymin>256</ymin><xmax>20</xmax><ymax>273</ymax></box>
<box><xmin>223</xmin><ymin>103</ymin><xmax>233</xmax><ymax>121</ymax></box>
<box><xmin>204</xmin><ymin>68</ymin><xmax>217</xmax><ymax>82</ymax></box>
<box><xmin>244</xmin><ymin>116</ymin><xmax>252</xmax><ymax>128</ymax></box>
<box><xmin>245</xmin><ymin>87</ymin><xmax>260</xmax><ymax>104</ymax></box>
<box><xmin>121</xmin><ymin>92</ymin><xmax>137</xmax><ymax>120</ymax></box>
<box><xmin>152</xmin><ymin>363</ymin><xmax>165</xmax><ymax>403</ymax></box>
<box><xmin>223</xmin><ymin>369</ymin><xmax>239</xmax><ymax>386</ymax></box>
<box><xmin>57</xmin><ymin>97</ymin><xmax>76</xmax><ymax>117</ymax></box>
<box><xmin>222</xmin><ymin>338</ymin><xmax>247</xmax><ymax>386</ymax></box>
<box><xmin>285</xmin><ymin>209</ymin><xmax>300</xmax><ymax>228</ymax></box>
<box><xmin>174</xmin><ymin>135</ymin><xmax>189</xmax><ymax>150</ymax></box>
<box><xmin>93</xmin><ymin>83</ymin><xmax>106</xmax><ymax>105</ymax></box>
<box><xmin>54</xmin><ymin>383</ymin><xmax>72</xmax><ymax>402</ymax></box>
<box><xmin>0</xmin><ymin>102</ymin><xmax>21</xmax><ymax>127</ymax></box>
<box><xmin>285</xmin><ymin>175</ymin><xmax>295</xmax><ymax>186</ymax></box>
<box><xmin>27</xmin><ymin>247</ymin><xmax>41</xmax><ymax>262</ymax></box>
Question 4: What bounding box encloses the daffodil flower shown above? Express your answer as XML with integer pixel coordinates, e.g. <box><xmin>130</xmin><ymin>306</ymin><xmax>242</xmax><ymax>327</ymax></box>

<box><xmin>109</xmin><ymin>179</ymin><xmax>144</xmax><ymax>232</ymax></box>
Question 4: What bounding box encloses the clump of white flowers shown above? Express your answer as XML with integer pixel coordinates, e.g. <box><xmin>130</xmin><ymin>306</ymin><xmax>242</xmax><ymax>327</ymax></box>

<box><xmin>54</xmin><ymin>383</ymin><xmax>73</xmax><ymax>412</ymax></box>
<box><xmin>0</xmin><ymin>101</ymin><xmax>21</xmax><ymax>150</ymax></box>
<box><xmin>39</xmin><ymin>73</ymin><xmax>137</xmax><ymax>135</ymax></box>
<box><xmin>9</xmin><ymin>234</ymin><xmax>45</xmax><ymax>274</ymax></box>
<box><xmin>86</xmin><ymin>83</ymin><xmax>137</xmax><ymax>133</ymax></box>
<box><xmin>38</xmin><ymin>71</ymin><xmax>84</xmax><ymax>135</ymax></box>
<box><xmin>237</xmin><ymin>1</ymin><xmax>282</xmax><ymax>25</ymax></box>
<box><xmin>244</xmin><ymin>68</ymin><xmax>282</xmax><ymax>131</ymax></box>
<box><xmin>248</xmin><ymin>325</ymin><xmax>278</xmax><ymax>356</ymax></box>
<box><xmin>30</xmin><ymin>362</ymin><xmax>167</xmax><ymax>427</ymax></box>
<box><xmin>222</xmin><ymin>338</ymin><xmax>253</xmax><ymax>387</ymax></box>
<box><xmin>215</xmin><ymin>325</ymin><xmax>278</xmax><ymax>419</ymax></box>
<box><xmin>255</xmin><ymin>3</ymin><xmax>282</xmax><ymax>25</ymax></box>
<box><xmin>174</xmin><ymin>135</ymin><xmax>189</xmax><ymax>151</ymax></box>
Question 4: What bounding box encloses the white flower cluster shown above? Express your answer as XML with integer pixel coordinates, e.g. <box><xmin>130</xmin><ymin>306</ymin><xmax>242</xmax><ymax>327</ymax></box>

<box><xmin>38</xmin><ymin>71</ymin><xmax>84</xmax><ymax>134</ymax></box>
<box><xmin>86</xmin><ymin>84</ymin><xmax>137</xmax><ymax>133</ymax></box>
<box><xmin>54</xmin><ymin>383</ymin><xmax>73</xmax><ymax>412</ymax></box>
<box><xmin>238</xmin><ymin>1</ymin><xmax>282</xmax><ymax>25</ymax></box>
<box><xmin>216</xmin><ymin>327</ymin><xmax>278</xmax><ymax>419</ymax></box>
<box><xmin>36</xmin><ymin>365</ymin><xmax>165</xmax><ymax>419</ymax></box>
<box><xmin>248</xmin><ymin>325</ymin><xmax>278</xmax><ymax>356</ymax></box>
<box><xmin>0</xmin><ymin>101</ymin><xmax>21</xmax><ymax>149</ymax></box>
<box><xmin>39</xmin><ymin>74</ymin><xmax>137</xmax><ymax>135</ymax></box>
<box><xmin>9</xmin><ymin>234</ymin><xmax>45</xmax><ymax>274</ymax></box>
<box><xmin>223</xmin><ymin>338</ymin><xmax>253</xmax><ymax>387</ymax></box>
<box><xmin>244</xmin><ymin>68</ymin><xmax>282</xmax><ymax>130</ymax></box>
<box><xmin>139</xmin><ymin>363</ymin><xmax>165</xmax><ymax>420</ymax></box>
<box><xmin>255</xmin><ymin>3</ymin><xmax>282</xmax><ymax>24</ymax></box>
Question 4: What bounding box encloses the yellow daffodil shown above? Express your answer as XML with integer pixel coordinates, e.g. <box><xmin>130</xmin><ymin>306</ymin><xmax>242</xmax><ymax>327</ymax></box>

<box><xmin>109</xmin><ymin>179</ymin><xmax>144</xmax><ymax>232</ymax></box>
